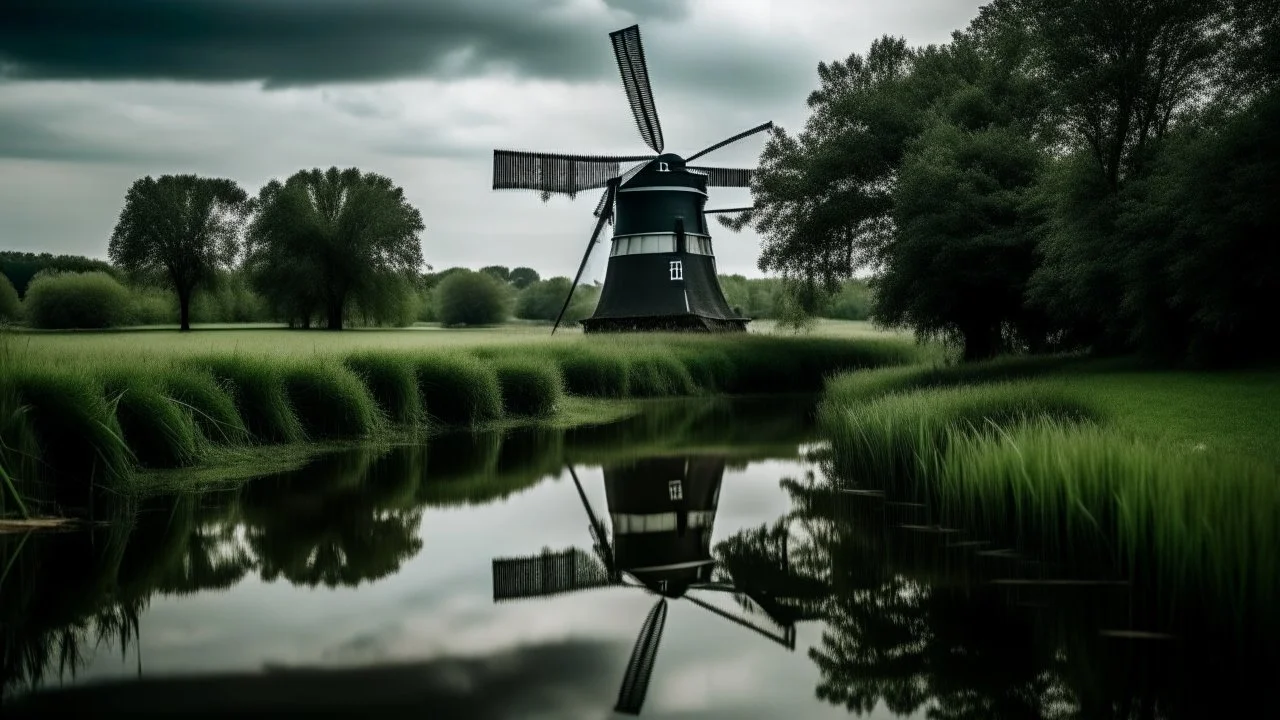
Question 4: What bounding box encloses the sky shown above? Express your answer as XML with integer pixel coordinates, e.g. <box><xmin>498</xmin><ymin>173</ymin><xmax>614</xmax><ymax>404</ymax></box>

<box><xmin>0</xmin><ymin>0</ymin><xmax>985</xmax><ymax>281</ymax></box>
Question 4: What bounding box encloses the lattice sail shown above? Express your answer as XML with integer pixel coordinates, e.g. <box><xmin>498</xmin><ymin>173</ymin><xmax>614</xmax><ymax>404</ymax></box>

<box><xmin>610</xmin><ymin>25</ymin><xmax>664</xmax><ymax>154</ymax></box>
<box><xmin>687</xmin><ymin>166</ymin><xmax>754</xmax><ymax>187</ymax></box>
<box><xmin>492</xmin><ymin>547</ymin><xmax>613</xmax><ymax>601</ymax></box>
<box><xmin>492</xmin><ymin>150</ymin><xmax>649</xmax><ymax>198</ymax></box>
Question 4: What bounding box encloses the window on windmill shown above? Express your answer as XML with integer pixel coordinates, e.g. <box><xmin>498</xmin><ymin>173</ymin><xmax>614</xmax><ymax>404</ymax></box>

<box><xmin>669</xmin><ymin>261</ymin><xmax>683</xmax><ymax>281</ymax></box>
<box><xmin>658</xmin><ymin>162</ymin><xmax>669</xmax><ymax>172</ymax></box>
<box><xmin>668</xmin><ymin>480</ymin><xmax>683</xmax><ymax>501</ymax></box>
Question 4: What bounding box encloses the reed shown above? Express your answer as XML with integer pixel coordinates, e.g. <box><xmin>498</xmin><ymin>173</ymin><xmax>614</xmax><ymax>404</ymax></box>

<box><xmin>824</xmin><ymin>353</ymin><xmax>1085</xmax><ymax>404</ymax></box>
<box><xmin>163</xmin><ymin>368</ymin><xmax>248</xmax><ymax>445</ymax></box>
<box><xmin>938</xmin><ymin>421</ymin><xmax>1280</xmax><ymax>619</ymax></box>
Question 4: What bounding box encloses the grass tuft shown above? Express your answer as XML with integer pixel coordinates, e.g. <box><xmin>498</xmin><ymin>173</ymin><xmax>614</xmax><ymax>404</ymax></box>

<box><xmin>281</xmin><ymin>361</ymin><xmax>380</xmax><ymax>439</ymax></box>
<box><xmin>411</xmin><ymin>354</ymin><xmax>504</xmax><ymax>426</ymax></box>
<box><xmin>626</xmin><ymin>350</ymin><xmax>698</xmax><ymax>397</ymax></box>
<box><xmin>100</xmin><ymin>372</ymin><xmax>200</xmax><ymax>469</ymax></box>
<box><xmin>491</xmin><ymin>358</ymin><xmax>564</xmax><ymax>417</ymax></box>
<box><xmin>553</xmin><ymin>348</ymin><xmax>630</xmax><ymax>397</ymax></box>
<box><xmin>344</xmin><ymin>352</ymin><xmax>422</xmax><ymax>426</ymax></box>
<box><xmin>164</xmin><ymin>369</ymin><xmax>248</xmax><ymax>445</ymax></box>
<box><xmin>194</xmin><ymin>356</ymin><xmax>303</xmax><ymax>444</ymax></box>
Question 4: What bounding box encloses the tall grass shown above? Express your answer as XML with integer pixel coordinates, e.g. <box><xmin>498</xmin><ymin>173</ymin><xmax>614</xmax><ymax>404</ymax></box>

<box><xmin>823</xmin><ymin>353</ymin><xmax>1084</xmax><ymax>404</ymax></box>
<box><xmin>344</xmin><ymin>353</ymin><xmax>421</xmax><ymax>425</ymax></box>
<box><xmin>490</xmin><ymin>358</ymin><xmax>563</xmax><ymax>417</ymax></box>
<box><xmin>193</xmin><ymin>356</ymin><xmax>303</xmax><ymax>444</ymax></box>
<box><xmin>938</xmin><ymin>421</ymin><xmax>1280</xmax><ymax>621</ymax></box>
<box><xmin>281</xmin><ymin>362</ymin><xmax>379</xmax><ymax>439</ymax></box>
<box><xmin>411</xmin><ymin>354</ymin><xmax>504</xmax><ymax>426</ymax></box>
<box><xmin>100</xmin><ymin>372</ymin><xmax>200</xmax><ymax>469</ymax></box>
<box><xmin>0</xmin><ymin>333</ymin><xmax>924</xmax><ymax>500</ymax></box>
<box><xmin>819</xmin><ymin>382</ymin><xmax>1102</xmax><ymax>491</ymax></box>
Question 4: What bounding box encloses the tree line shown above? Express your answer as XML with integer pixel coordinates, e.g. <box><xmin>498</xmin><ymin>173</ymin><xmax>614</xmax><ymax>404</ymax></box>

<box><xmin>735</xmin><ymin>0</ymin><xmax>1278</xmax><ymax>364</ymax></box>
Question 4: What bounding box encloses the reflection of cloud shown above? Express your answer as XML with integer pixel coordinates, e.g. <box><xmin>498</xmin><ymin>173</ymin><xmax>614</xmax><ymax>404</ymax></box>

<box><xmin>8</xmin><ymin>639</ymin><xmax>626</xmax><ymax>719</ymax></box>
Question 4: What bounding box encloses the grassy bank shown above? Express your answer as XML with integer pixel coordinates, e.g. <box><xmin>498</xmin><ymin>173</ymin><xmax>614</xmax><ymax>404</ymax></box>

<box><xmin>1</xmin><ymin>329</ymin><xmax>927</xmax><ymax>516</ymax></box>
<box><xmin>818</xmin><ymin>356</ymin><xmax>1280</xmax><ymax>625</ymax></box>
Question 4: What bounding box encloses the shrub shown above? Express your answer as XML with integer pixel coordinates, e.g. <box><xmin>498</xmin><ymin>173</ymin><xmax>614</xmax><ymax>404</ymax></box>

<box><xmin>22</xmin><ymin>271</ymin><xmax>133</xmax><ymax>329</ymax></box>
<box><xmin>345</xmin><ymin>353</ymin><xmax>422</xmax><ymax>425</ymax></box>
<box><xmin>101</xmin><ymin>372</ymin><xmax>199</xmax><ymax>469</ymax></box>
<box><xmin>0</xmin><ymin>273</ymin><xmax>19</xmax><ymax>323</ymax></box>
<box><xmin>411</xmin><ymin>354</ymin><xmax>503</xmax><ymax>426</ymax></box>
<box><xmin>195</xmin><ymin>356</ymin><xmax>303</xmax><ymax>443</ymax></box>
<box><xmin>491</xmin><ymin>358</ymin><xmax>564</xmax><ymax>416</ymax></box>
<box><xmin>434</xmin><ymin>270</ymin><xmax>511</xmax><ymax>326</ymax></box>
<box><xmin>281</xmin><ymin>362</ymin><xmax>379</xmax><ymax>439</ymax></box>
<box><xmin>129</xmin><ymin>284</ymin><xmax>178</xmax><ymax>325</ymax></box>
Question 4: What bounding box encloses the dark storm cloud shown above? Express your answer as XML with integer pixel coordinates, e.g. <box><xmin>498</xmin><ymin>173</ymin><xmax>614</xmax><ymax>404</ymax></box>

<box><xmin>0</xmin><ymin>0</ymin><xmax>688</xmax><ymax>86</ymax></box>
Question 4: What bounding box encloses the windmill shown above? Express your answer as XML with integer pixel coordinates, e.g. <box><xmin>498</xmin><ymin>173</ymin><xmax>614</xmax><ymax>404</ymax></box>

<box><xmin>492</xmin><ymin>24</ymin><xmax>771</xmax><ymax>333</ymax></box>
<box><xmin>491</xmin><ymin>457</ymin><xmax>802</xmax><ymax>715</ymax></box>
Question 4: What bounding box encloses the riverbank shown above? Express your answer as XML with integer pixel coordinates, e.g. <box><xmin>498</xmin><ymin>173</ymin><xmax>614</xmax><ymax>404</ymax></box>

<box><xmin>818</xmin><ymin>355</ymin><xmax>1280</xmax><ymax>629</ymax></box>
<box><xmin>1</xmin><ymin>329</ymin><xmax>929</xmax><ymax>517</ymax></box>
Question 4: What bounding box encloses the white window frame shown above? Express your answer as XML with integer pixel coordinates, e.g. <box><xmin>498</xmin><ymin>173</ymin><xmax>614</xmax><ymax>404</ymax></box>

<box><xmin>668</xmin><ymin>479</ymin><xmax>683</xmax><ymax>501</ymax></box>
<box><xmin>669</xmin><ymin>261</ymin><xmax>683</xmax><ymax>281</ymax></box>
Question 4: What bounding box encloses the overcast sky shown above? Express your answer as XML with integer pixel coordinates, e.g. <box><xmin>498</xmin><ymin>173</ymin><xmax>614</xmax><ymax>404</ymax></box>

<box><xmin>0</xmin><ymin>0</ymin><xmax>985</xmax><ymax>280</ymax></box>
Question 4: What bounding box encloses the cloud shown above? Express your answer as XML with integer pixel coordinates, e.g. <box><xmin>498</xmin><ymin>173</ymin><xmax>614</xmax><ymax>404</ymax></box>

<box><xmin>0</xmin><ymin>0</ymin><xmax>687</xmax><ymax>86</ymax></box>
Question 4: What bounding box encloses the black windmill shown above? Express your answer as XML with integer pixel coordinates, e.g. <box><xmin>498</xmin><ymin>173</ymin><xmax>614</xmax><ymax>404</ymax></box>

<box><xmin>492</xmin><ymin>24</ymin><xmax>771</xmax><ymax>333</ymax></box>
<box><xmin>491</xmin><ymin>457</ymin><xmax>801</xmax><ymax>715</ymax></box>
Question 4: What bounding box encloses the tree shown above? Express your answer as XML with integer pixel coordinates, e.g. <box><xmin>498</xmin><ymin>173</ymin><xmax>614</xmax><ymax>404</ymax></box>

<box><xmin>509</xmin><ymin>266</ymin><xmax>541</xmax><ymax>289</ymax></box>
<box><xmin>107</xmin><ymin>175</ymin><xmax>249</xmax><ymax>332</ymax></box>
<box><xmin>1</xmin><ymin>251</ymin><xmax>119</xmax><ymax>298</ymax></box>
<box><xmin>479</xmin><ymin>265</ymin><xmax>511</xmax><ymax>283</ymax></box>
<box><xmin>514</xmin><ymin>276</ymin><xmax>597</xmax><ymax>324</ymax></box>
<box><xmin>0</xmin><ymin>273</ymin><xmax>19</xmax><ymax>322</ymax></box>
<box><xmin>434</xmin><ymin>269</ymin><xmax>511</xmax><ymax>326</ymax></box>
<box><xmin>244</xmin><ymin>167</ymin><xmax>425</xmax><ymax>330</ymax></box>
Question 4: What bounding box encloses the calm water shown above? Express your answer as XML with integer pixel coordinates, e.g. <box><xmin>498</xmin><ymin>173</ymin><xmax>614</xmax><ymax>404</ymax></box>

<box><xmin>1</xmin><ymin>397</ymin><xmax>1273</xmax><ymax>718</ymax></box>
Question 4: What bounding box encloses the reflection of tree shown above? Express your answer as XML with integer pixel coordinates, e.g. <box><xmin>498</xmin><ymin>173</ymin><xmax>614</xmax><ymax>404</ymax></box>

<box><xmin>239</xmin><ymin>450</ymin><xmax>423</xmax><ymax>588</ymax></box>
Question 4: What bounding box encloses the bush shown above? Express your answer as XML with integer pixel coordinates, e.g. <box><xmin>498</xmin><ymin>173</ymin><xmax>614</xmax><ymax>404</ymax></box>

<box><xmin>129</xmin><ymin>284</ymin><xmax>178</xmax><ymax>325</ymax></box>
<box><xmin>0</xmin><ymin>273</ymin><xmax>19</xmax><ymax>322</ymax></box>
<box><xmin>22</xmin><ymin>271</ymin><xmax>133</xmax><ymax>329</ymax></box>
<box><xmin>345</xmin><ymin>353</ymin><xmax>422</xmax><ymax>425</ymax></box>
<box><xmin>281</xmin><ymin>362</ymin><xmax>380</xmax><ymax>439</ymax></box>
<box><xmin>491</xmin><ymin>358</ymin><xmax>563</xmax><ymax>416</ymax></box>
<box><xmin>434</xmin><ymin>270</ymin><xmax>511</xmax><ymax>326</ymax></box>
<box><xmin>411</xmin><ymin>353</ymin><xmax>503</xmax><ymax>426</ymax></box>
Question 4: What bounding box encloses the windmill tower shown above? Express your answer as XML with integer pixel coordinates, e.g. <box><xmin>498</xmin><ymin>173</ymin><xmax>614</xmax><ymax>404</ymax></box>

<box><xmin>492</xmin><ymin>24</ymin><xmax>771</xmax><ymax>333</ymax></box>
<box><xmin>491</xmin><ymin>457</ymin><xmax>803</xmax><ymax>715</ymax></box>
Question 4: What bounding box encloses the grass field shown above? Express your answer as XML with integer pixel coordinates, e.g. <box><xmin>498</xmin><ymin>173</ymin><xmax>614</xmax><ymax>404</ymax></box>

<box><xmin>0</xmin><ymin>320</ymin><xmax>929</xmax><ymax>517</ymax></box>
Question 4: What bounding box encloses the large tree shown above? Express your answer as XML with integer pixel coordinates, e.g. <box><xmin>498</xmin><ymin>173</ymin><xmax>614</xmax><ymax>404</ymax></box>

<box><xmin>244</xmin><ymin>167</ymin><xmax>425</xmax><ymax>330</ymax></box>
<box><xmin>108</xmin><ymin>175</ymin><xmax>249</xmax><ymax>331</ymax></box>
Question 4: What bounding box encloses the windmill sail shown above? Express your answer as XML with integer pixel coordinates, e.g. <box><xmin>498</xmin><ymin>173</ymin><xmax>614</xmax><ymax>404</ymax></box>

<box><xmin>614</xmin><ymin>598</ymin><xmax>668</xmax><ymax>715</ymax></box>
<box><xmin>686</xmin><ymin>166</ymin><xmax>754</xmax><ymax>187</ymax></box>
<box><xmin>492</xmin><ymin>150</ymin><xmax>650</xmax><ymax>197</ymax></box>
<box><xmin>686</xmin><ymin>121</ymin><xmax>774</xmax><ymax>163</ymax></box>
<box><xmin>609</xmin><ymin>25</ymin><xmax>664</xmax><ymax>154</ymax></box>
<box><xmin>492</xmin><ymin>547</ymin><xmax>613</xmax><ymax>601</ymax></box>
<box><xmin>552</xmin><ymin>181</ymin><xmax>617</xmax><ymax>334</ymax></box>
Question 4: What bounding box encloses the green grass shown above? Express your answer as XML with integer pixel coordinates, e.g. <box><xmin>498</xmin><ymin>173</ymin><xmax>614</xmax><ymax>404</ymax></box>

<box><xmin>939</xmin><ymin>421</ymin><xmax>1280</xmax><ymax>619</ymax></box>
<box><xmin>0</xmin><ymin>323</ymin><xmax>927</xmax><ymax>510</ymax></box>
<box><xmin>344</xmin><ymin>352</ymin><xmax>422</xmax><ymax>425</ymax></box>
<box><xmin>411</xmin><ymin>353</ymin><xmax>504</xmax><ymax>427</ymax></box>
<box><xmin>490</xmin><ymin>358</ymin><xmax>564</xmax><ymax>417</ymax></box>
<box><xmin>281</xmin><ymin>362</ymin><xmax>380</xmax><ymax>439</ymax></box>
<box><xmin>820</xmin><ymin>356</ymin><xmax>1280</xmax><ymax>625</ymax></box>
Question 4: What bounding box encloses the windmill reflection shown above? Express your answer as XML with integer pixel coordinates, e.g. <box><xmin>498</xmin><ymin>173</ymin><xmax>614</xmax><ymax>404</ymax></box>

<box><xmin>491</xmin><ymin>455</ymin><xmax>800</xmax><ymax>716</ymax></box>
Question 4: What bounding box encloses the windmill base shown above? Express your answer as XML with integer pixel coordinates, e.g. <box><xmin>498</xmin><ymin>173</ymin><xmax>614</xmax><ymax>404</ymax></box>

<box><xmin>581</xmin><ymin>314</ymin><xmax>749</xmax><ymax>334</ymax></box>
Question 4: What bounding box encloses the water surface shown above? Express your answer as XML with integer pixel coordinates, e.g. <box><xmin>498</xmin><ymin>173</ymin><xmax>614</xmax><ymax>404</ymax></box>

<box><xmin>1</xmin><ymin>397</ymin><xmax>1272</xmax><ymax>718</ymax></box>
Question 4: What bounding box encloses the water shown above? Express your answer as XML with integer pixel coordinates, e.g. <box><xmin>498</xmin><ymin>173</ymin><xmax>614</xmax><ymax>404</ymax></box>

<box><xmin>1</xmin><ymin>396</ymin><xmax>1273</xmax><ymax>717</ymax></box>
